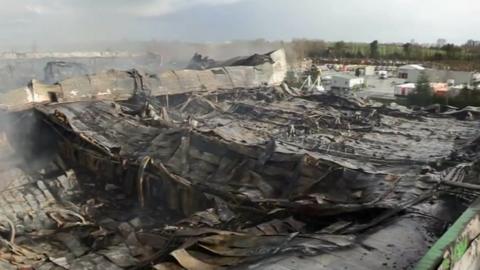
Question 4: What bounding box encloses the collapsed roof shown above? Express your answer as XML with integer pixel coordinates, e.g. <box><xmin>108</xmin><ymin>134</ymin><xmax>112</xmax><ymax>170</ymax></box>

<box><xmin>0</xmin><ymin>49</ymin><xmax>479</xmax><ymax>269</ymax></box>
<box><xmin>0</xmin><ymin>49</ymin><xmax>288</xmax><ymax>111</ymax></box>
<box><xmin>186</xmin><ymin>50</ymin><xmax>277</xmax><ymax>70</ymax></box>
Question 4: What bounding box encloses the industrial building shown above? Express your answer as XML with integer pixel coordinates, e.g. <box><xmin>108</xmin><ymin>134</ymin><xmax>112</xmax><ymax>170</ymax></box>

<box><xmin>426</xmin><ymin>69</ymin><xmax>474</xmax><ymax>85</ymax></box>
<box><xmin>398</xmin><ymin>64</ymin><xmax>426</xmax><ymax>82</ymax></box>
<box><xmin>398</xmin><ymin>64</ymin><xmax>476</xmax><ymax>85</ymax></box>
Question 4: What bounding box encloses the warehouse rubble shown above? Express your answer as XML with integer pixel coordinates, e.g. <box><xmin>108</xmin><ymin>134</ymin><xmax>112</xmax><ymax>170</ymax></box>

<box><xmin>0</xmin><ymin>50</ymin><xmax>480</xmax><ymax>269</ymax></box>
<box><xmin>186</xmin><ymin>50</ymin><xmax>277</xmax><ymax>70</ymax></box>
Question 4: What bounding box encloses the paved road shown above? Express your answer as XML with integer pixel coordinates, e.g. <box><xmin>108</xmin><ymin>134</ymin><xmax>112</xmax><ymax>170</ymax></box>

<box><xmin>322</xmin><ymin>71</ymin><xmax>404</xmax><ymax>101</ymax></box>
<box><xmin>358</xmin><ymin>76</ymin><xmax>406</xmax><ymax>100</ymax></box>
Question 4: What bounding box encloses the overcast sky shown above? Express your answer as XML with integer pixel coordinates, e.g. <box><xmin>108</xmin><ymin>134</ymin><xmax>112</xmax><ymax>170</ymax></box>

<box><xmin>0</xmin><ymin>0</ymin><xmax>478</xmax><ymax>50</ymax></box>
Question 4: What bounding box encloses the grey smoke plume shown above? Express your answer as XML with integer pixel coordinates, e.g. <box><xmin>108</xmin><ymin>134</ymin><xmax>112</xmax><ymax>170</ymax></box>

<box><xmin>0</xmin><ymin>110</ymin><xmax>59</xmax><ymax>174</ymax></box>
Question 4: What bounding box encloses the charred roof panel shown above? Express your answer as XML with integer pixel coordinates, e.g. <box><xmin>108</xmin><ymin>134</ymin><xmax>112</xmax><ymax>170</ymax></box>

<box><xmin>2</xmin><ymin>87</ymin><xmax>480</xmax><ymax>269</ymax></box>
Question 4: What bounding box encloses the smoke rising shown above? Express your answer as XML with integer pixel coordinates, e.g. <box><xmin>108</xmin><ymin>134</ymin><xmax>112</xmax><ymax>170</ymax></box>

<box><xmin>0</xmin><ymin>110</ymin><xmax>59</xmax><ymax>176</ymax></box>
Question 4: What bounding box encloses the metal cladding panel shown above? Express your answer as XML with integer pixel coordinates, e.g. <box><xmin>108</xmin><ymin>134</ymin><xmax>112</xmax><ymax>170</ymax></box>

<box><xmin>89</xmin><ymin>70</ymin><xmax>136</xmax><ymax>100</ymax></box>
<box><xmin>210</xmin><ymin>68</ymin><xmax>234</xmax><ymax>90</ymax></box>
<box><xmin>225</xmin><ymin>66</ymin><xmax>257</xmax><ymax>88</ymax></box>
<box><xmin>143</xmin><ymin>75</ymin><xmax>162</xmax><ymax>95</ymax></box>
<box><xmin>154</xmin><ymin>49</ymin><xmax>288</xmax><ymax>93</ymax></box>
<box><xmin>254</xmin><ymin>63</ymin><xmax>274</xmax><ymax>85</ymax></box>
<box><xmin>158</xmin><ymin>71</ymin><xmax>183</xmax><ymax>94</ymax></box>
<box><xmin>269</xmin><ymin>49</ymin><xmax>288</xmax><ymax>85</ymax></box>
<box><xmin>59</xmin><ymin>75</ymin><xmax>95</xmax><ymax>101</ymax></box>
<box><xmin>174</xmin><ymin>70</ymin><xmax>203</xmax><ymax>92</ymax></box>
<box><xmin>196</xmin><ymin>70</ymin><xmax>221</xmax><ymax>91</ymax></box>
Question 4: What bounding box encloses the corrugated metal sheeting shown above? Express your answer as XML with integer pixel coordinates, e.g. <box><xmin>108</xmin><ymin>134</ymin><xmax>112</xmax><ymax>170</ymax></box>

<box><xmin>0</xmin><ymin>49</ymin><xmax>288</xmax><ymax>110</ymax></box>
<box><xmin>151</xmin><ymin>49</ymin><xmax>288</xmax><ymax>95</ymax></box>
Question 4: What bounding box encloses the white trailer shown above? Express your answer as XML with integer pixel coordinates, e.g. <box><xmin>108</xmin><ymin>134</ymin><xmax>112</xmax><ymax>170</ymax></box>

<box><xmin>394</xmin><ymin>83</ymin><xmax>416</xmax><ymax>96</ymax></box>
<box><xmin>331</xmin><ymin>74</ymin><xmax>365</xmax><ymax>90</ymax></box>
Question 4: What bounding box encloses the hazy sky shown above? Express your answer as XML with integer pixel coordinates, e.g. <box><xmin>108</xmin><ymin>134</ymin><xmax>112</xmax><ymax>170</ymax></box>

<box><xmin>0</xmin><ymin>0</ymin><xmax>478</xmax><ymax>50</ymax></box>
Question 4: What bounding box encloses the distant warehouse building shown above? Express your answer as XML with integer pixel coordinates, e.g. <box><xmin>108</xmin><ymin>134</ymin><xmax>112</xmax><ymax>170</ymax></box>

<box><xmin>398</xmin><ymin>64</ymin><xmax>475</xmax><ymax>85</ymax></box>
<box><xmin>331</xmin><ymin>74</ymin><xmax>365</xmax><ymax>91</ymax></box>
<box><xmin>425</xmin><ymin>70</ymin><xmax>474</xmax><ymax>85</ymax></box>
<box><xmin>398</xmin><ymin>64</ymin><xmax>425</xmax><ymax>82</ymax></box>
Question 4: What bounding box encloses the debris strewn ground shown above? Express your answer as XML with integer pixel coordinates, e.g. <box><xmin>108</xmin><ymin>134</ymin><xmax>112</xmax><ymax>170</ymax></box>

<box><xmin>0</xmin><ymin>51</ymin><xmax>480</xmax><ymax>269</ymax></box>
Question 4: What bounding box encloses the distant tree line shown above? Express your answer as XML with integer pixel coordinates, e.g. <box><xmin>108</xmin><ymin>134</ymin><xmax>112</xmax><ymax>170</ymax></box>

<box><xmin>131</xmin><ymin>38</ymin><xmax>480</xmax><ymax>71</ymax></box>
<box><xmin>288</xmin><ymin>39</ymin><xmax>480</xmax><ymax>66</ymax></box>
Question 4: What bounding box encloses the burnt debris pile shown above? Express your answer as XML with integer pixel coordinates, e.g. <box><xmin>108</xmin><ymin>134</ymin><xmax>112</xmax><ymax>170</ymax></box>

<box><xmin>0</xmin><ymin>50</ymin><xmax>480</xmax><ymax>269</ymax></box>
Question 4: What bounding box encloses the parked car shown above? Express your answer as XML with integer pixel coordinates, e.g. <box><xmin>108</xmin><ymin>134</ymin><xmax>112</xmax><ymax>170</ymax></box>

<box><xmin>378</xmin><ymin>70</ymin><xmax>388</xmax><ymax>79</ymax></box>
